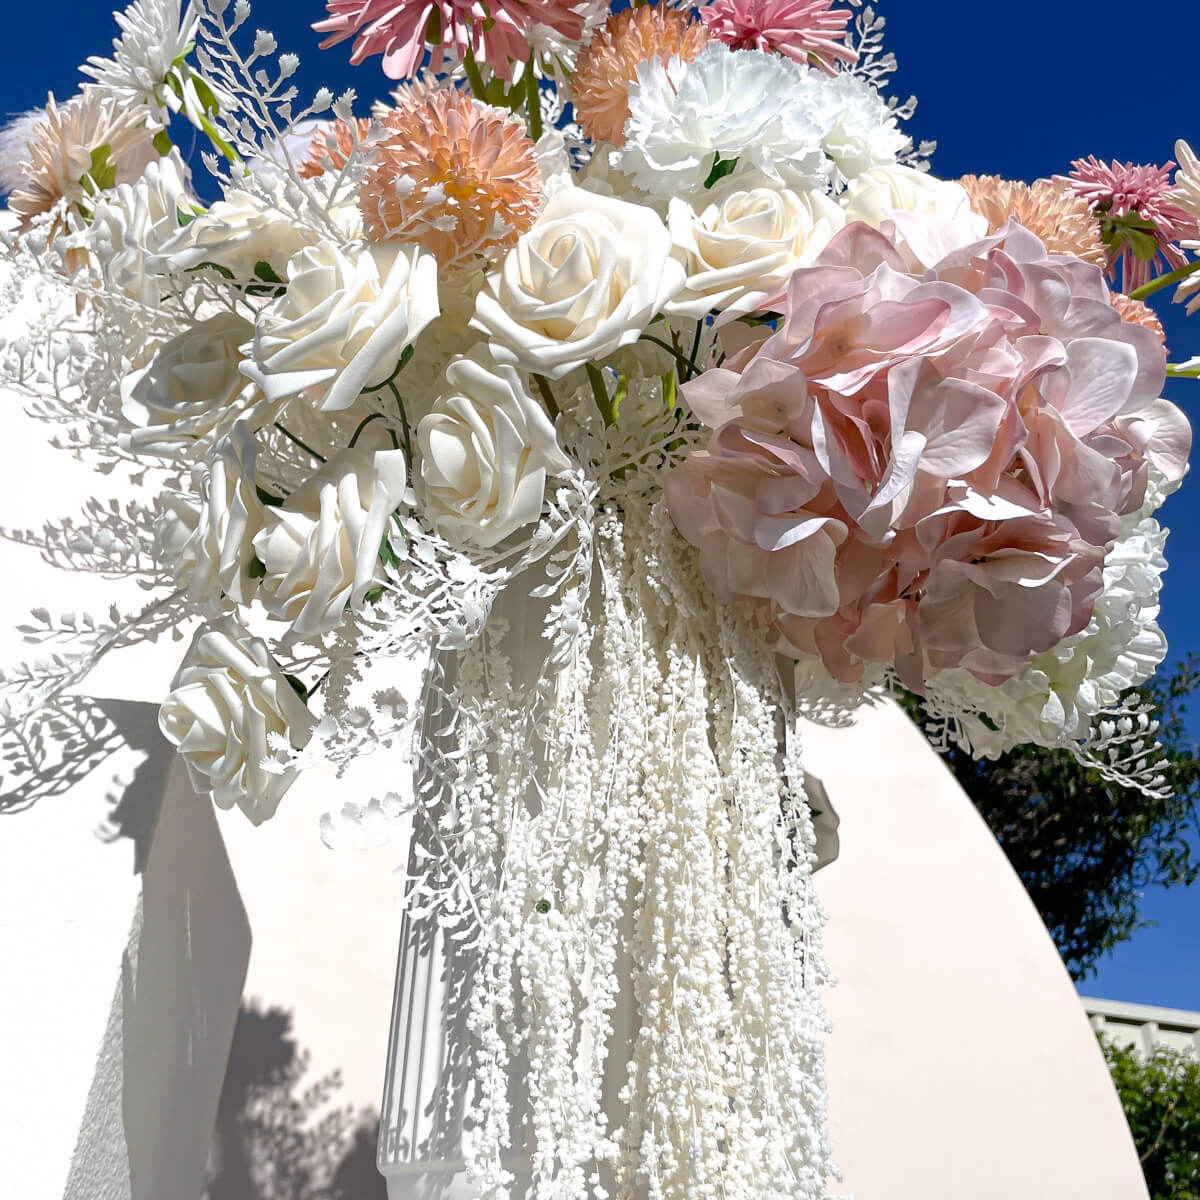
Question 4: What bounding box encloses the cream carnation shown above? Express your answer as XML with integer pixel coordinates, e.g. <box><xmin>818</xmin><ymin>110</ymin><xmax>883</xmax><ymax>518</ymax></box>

<box><xmin>159</xmin><ymin>616</ymin><xmax>316</xmax><ymax>825</ymax></box>
<box><xmin>664</xmin><ymin>185</ymin><xmax>845</xmax><ymax>322</ymax></box>
<box><xmin>120</xmin><ymin>313</ymin><xmax>273</xmax><ymax>458</ymax></box>
<box><xmin>254</xmin><ymin>446</ymin><xmax>409</xmax><ymax>639</ymax></box>
<box><xmin>241</xmin><ymin>240</ymin><xmax>440</xmax><ymax>412</ymax></box>
<box><xmin>172</xmin><ymin>423</ymin><xmax>264</xmax><ymax>608</ymax></box>
<box><xmin>417</xmin><ymin>351</ymin><xmax>571</xmax><ymax>548</ymax></box>
<box><xmin>471</xmin><ymin>188</ymin><xmax>685</xmax><ymax>379</ymax></box>
<box><xmin>814</xmin><ymin>72</ymin><xmax>907</xmax><ymax>184</ymax></box>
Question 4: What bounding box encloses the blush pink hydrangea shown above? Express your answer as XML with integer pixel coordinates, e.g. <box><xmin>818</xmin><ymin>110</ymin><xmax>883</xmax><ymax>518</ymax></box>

<box><xmin>667</xmin><ymin>218</ymin><xmax>1191</xmax><ymax>692</ymax></box>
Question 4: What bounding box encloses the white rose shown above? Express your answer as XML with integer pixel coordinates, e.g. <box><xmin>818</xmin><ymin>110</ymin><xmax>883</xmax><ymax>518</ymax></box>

<box><xmin>471</xmin><ymin>189</ymin><xmax>685</xmax><ymax>380</ymax></box>
<box><xmin>241</xmin><ymin>240</ymin><xmax>440</xmax><ymax>412</ymax></box>
<box><xmin>844</xmin><ymin>164</ymin><xmax>985</xmax><ymax>230</ymax></box>
<box><xmin>664</xmin><ymin>186</ymin><xmax>846</xmax><ymax>322</ymax></box>
<box><xmin>159</xmin><ymin>616</ymin><xmax>316</xmax><ymax>825</ymax></box>
<box><xmin>157</xmin><ymin>187</ymin><xmax>316</xmax><ymax>280</ymax></box>
<box><xmin>843</xmin><ymin>165</ymin><xmax>989</xmax><ymax>270</ymax></box>
<box><xmin>253</xmin><ymin>446</ymin><xmax>409</xmax><ymax>639</ymax></box>
<box><xmin>175</xmin><ymin>423</ymin><xmax>264</xmax><ymax>607</ymax></box>
<box><xmin>89</xmin><ymin>150</ymin><xmax>195</xmax><ymax>306</ymax></box>
<box><xmin>120</xmin><ymin>313</ymin><xmax>274</xmax><ymax>458</ymax></box>
<box><xmin>417</xmin><ymin>352</ymin><xmax>570</xmax><ymax>549</ymax></box>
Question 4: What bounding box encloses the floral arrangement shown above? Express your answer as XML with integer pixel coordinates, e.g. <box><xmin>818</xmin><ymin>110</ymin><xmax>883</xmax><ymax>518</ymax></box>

<box><xmin>0</xmin><ymin>0</ymin><xmax>1194</xmax><ymax>1196</ymax></box>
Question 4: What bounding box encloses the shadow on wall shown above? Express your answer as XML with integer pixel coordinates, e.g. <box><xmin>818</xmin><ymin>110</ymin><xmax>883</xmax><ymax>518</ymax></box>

<box><xmin>206</xmin><ymin>1001</ymin><xmax>386</xmax><ymax>1200</ymax></box>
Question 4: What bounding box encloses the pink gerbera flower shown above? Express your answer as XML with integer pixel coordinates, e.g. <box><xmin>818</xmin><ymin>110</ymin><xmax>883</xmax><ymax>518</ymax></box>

<box><xmin>697</xmin><ymin>0</ymin><xmax>855</xmax><ymax>75</ymax></box>
<box><xmin>1056</xmin><ymin>156</ymin><xmax>1200</xmax><ymax>293</ymax></box>
<box><xmin>314</xmin><ymin>0</ymin><xmax>590</xmax><ymax>82</ymax></box>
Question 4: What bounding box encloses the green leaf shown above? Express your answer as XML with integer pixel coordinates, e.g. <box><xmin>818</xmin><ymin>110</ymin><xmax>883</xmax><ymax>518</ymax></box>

<box><xmin>535</xmin><ymin>899</ymin><xmax>552</xmax><ymax>915</ymax></box>
<box><xmin>152</xmin><ymin>129</ymin><xmax>173</xmax><ymax>156</ymax></box>
<box><xmin>248</xmin><ymin>555</ymin><xmax>268</xmax><ymax>579</ymax></box>
<box><xmin>283</xmin><ymin>673</ymin><xmax>309</xmax><ymax>702</ymax></box>
<box><xmin>703</xmin><ymin>153</ymin><xmax>738</xmax><ymax>189</ymax></box>
<box><xmin>363</xmin><ymin>585</ymin><xmax>385</xmax><ymax>605</ymax></box>
<box><xmin>253</xmin><ymin>260</ymin><xmax>284</xmax><ymax>284</ymax></box>
<box><xmin>83</xmin><ymin>144</ymin><xmax>117</xmax><ymax>196</ymax></box>
<box><xmin>255</xmin><ymin>486</ymin><xmax>285</xmax><ymax>507</ymax></box>
<box><xmin>379</xmin><ymin>534</ymin><xmax>402</xmax><ymax>571</ymax></box>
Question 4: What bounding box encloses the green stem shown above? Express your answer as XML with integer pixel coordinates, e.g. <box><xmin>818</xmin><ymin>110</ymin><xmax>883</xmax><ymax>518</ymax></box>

<box><xmin>1166</xmin><ymin>363</ymin><xmax>1200</xmax><ymax>379</ymax></box>
<box><xmin>274</xmin><ymin>421</ymin><xmax>326</xmax><ymax>463</ymax></box>
<box><xmin>639</xmin><ymin>334</ymin><xmax>694</xmax><ymax>376</ymax></box>
<box><xmin>524</xmin><ymin>62</ymin><xmax>543</xmax><ymax>141</ymax></box>
<box><xmin>386</xmin><ymin>381</ymin><xmax>414</xmax><ymax>464</ymax></box>
<box><xmin>1127</xmin><ymin>258</ymin><xmax>1200</xmax><ymax>301</ymax></box>
<box><xmin>532</xmin><ymin>374</ymin><xmax>560</xmax><ymax>421</ymax></box>
<box><xmin>463</xmin><ymin>49</ymin><xmax>488</xmax><ymax>101</ymax></box>
<box><xmin>585</xmin><ymin>363</ymin><xmax>616</xmax><ymax>428</ymax></box>
<box><xmin>348</xmin><ymin>411</ymin><xmax>388</xmax><ymax>447</ymax></box>
<box><xmin>688</xmin><ymin>318</ymin><xmax>704</xmax><ymax>377</ymax></box>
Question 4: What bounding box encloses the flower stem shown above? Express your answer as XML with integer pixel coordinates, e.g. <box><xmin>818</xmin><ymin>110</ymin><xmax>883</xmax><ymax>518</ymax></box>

<box><xmin>639</xmin><ymin>334</ymin><xmax>694</xmax><ymax>376</ymax></box>
<box><xmin>1127</xmin><ymin>258</ymin><xmax>1200</xmax><ymax>301</ymax></box>
<box><xmin>348</xmin><ymin>411</ymin><xmax>388</xmax><ymax>447</ymax></box>
<box><xmin>524</xmin><ymin>61</ymin><xmax>543</xmax><ymax>141</ymax></box>
<box><xmin>273</xmin><ymin>421</ymin><xmax>326</xmax><ymax>463</ymax></box>
<box><xmin>463</xmin><ymin>49</ymin><xmax>488</xmax><ymax>102</ymax></box>
<box><xmin>532</xmin><ymin>373</ymin><xmax>560</xmax><ymax>420</ymax></box>
<box><xmin>386</xmin><ymin>381</ymin><xmax>414</xmax><ymax>464</ymax></box>
<box><xmin>1166</xmin><ymin>363</ymin><xmax>1200</xmax><ymax>379</ymax></box>
<box><xmin>585</xmin><ymin>363</ymin><xmax>616</xmax><ymax>427</ymax></box>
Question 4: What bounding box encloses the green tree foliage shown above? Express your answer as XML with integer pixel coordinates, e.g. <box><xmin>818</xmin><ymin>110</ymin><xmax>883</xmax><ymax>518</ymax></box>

<box><xmin>1102</xmin><ymin>1036</ymin><xmax>1200</xmax><ymax>1200</ymax></box>
<box><xmin>908</xmin><ymin>656</ymin><xmax>1200</xmax><ymax>980</ymax></box>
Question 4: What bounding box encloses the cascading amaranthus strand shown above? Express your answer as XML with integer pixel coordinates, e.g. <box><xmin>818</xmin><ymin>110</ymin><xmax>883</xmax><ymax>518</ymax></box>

<box><xmin>435</xmin><ymin>493</ymin><xmax>832</xmax><ymax>1199</ymax></box>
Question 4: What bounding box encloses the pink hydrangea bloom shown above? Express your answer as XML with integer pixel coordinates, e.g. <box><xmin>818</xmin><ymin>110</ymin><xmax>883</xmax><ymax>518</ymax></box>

<box><xmin>667</xmin><ymin>219</ymin><xmax>1190</xmax><ymax>692</ymax></box>
<box><xmin>698</xmin><ymin>0</ymin><xmax>855</xmax><ymax>74</ymax></box>
<box><xmin>1056</xmin><ymin>157</ymin><xmax>1200</xmax><ymax>293</ymax></box>
<box><xmin>314</xmin><ymin>0</ymin><xmax>589</xmax><ymax>82</ymax></box>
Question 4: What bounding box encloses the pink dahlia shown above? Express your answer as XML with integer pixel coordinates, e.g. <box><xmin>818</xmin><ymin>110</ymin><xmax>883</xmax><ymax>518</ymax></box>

<box><xmin>697</xmin><ymin>0</ymin><xmax>855</xmax><ymax>74</ymax></box>
<box><xmin>668</xmin><ymin>219</ymin><xmax>1190</xmax><ymax>692</ymax></box>
<box><xmin>1055</xmin><ymin>157</ymin><xmax>1199</xmax><ymax>293</ymax></box>
<box><xmin>314</xmin><ymin>0</ymin><xmax>589</xmax><ymax>82</ymax></box>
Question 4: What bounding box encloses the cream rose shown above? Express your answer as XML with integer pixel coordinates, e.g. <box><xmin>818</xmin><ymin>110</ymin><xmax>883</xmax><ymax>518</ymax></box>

<box><xmin>471</xmin><ymin>189</ymin><xmax>685</xmax><ymax>380</ymax></box>
<box><xmin>664</xmin><ymin>186</ymin><xmax>845</xmax><ymax>322</ymax></box>
<box><xmin>120</xmin><ymin>313</ymin><xmax>272</xmax><ymax>458</ymax></box>
<box><xmin>175</xmin><ymin>423</ymin><xmax>264</xmax><ymax>608</ymax></box>
<box><xmin>842</xmin><ymin>164</ymin><xmax>989</xmax><ymax>270</ymax></box>
<box><xmin>158</xmin><ymin>187</ymin><xmax>316</xmax><ymax>280</ymax></box>
<box><xmin>253</xmin><ymin>446</ymin><xmax>409</xmax><ymax>639</ymax></box>
<box><xmin>241</xmin><ymin>240</ymin><xmax>440</xmax><ymax>412</ymax></box>
<box><xmin>159</xmin><ymin>616</ymin><xmax>316</xmax><ymax>825</ymax></box>
<box><xmin>417</xmin><ymin>352</ymin><xmax>570</xmax><ymax>549</ymax></box>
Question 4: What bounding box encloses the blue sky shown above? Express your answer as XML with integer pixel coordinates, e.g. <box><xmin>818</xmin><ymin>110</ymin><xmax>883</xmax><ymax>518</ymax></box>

<box><xmin>3</xmin><ymin>1</ymin><xmax>1198</xmax><ymax>1006</ymax></box>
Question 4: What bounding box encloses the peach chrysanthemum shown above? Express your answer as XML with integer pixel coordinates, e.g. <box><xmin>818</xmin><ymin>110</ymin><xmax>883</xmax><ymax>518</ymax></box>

<box><xmin>359</xmin><ymin>89</ymin><xmax>540</xmax><ymax>273</ymax></box>
<box><xmin>298</xmin><ymin>118</ymin><xmax>374</xmax><ymax>179</ymax></box>
<box><xmin>572</xmin><ymin>6</ymin><xmax>709</xmax><ymax>146</ymax></box>
<box><xmin>1111</xmin><ymin>292</ymin><xmax>1166</xmax><ymax>343</ymax></box>
<box><xmin>959</xmin><ymin>174</ymin><xmax>1106</xmax><ymax>268</ymax></box>
<box><xmin>7</xmin><ymin>92</ymin><xmax>156</xmax><ymax>235</ymax></box>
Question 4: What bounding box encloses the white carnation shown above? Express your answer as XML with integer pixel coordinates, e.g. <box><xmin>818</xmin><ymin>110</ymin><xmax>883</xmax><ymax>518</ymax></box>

<box><xmin>471</xmin><ymin>188</ymin><xmax>684</xmax><ymax>379</ymax></box>
<box><xmin>417</xmin><ymin>350</ymin><xmax>570</xmax><ymax>549</ymax></box>
<box><xmin>254</xmin><ymin>446</ymin><xmax>409</xmax><ymax>639</ymax></box>
<box><xmin>814</xmin><ymin>72</ymin><xmax>908</xmax><ymax>185</ymax></box>
<box><xmin>241</xmin><ymin>240</ymin><xmax>440</xmax><ymax>412</ymax></box>
<box><xmin>664</xmin><ymin>185</ymin><xmax>845</xmax><ymax>322</ymax></box>
<box><xmin>159</xmin><ymin>616</ymin><xmax>316</xmax><ymax>824</ymax></box>
<box><xmin>617</xmin><ymin>45</ymin><xmax>832</xmax><ymax>198</ymax></box>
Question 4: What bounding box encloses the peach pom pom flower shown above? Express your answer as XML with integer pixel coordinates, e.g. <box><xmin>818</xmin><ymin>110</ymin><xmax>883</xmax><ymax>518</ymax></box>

<box><xmin>572</xmin><ymin>5</ymin><xmax>709</xmax><ymax>145</ymax></box>
<box><xmin>299</xmin><ymin>118</ymin><xmax>375</xmax><ymax>179</ymax></box>
<box><xmin>959</xmin><ymin>174</ymin><xmax>1105</xmax><ymax>268</ymax></box>
<box><xmin>697</xmin><ymin>0</ymin><xmax>855</xmax><ymax>75</ymax></box>
<box><xmin>359</xmin><ymin>89</ymin><xmax>541</xmax><ymax>273</ymax></box>
<box><xmin>314</xmin><ymin>0</ymin><xmax>591</xmax><ymax>83</ymax></box>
